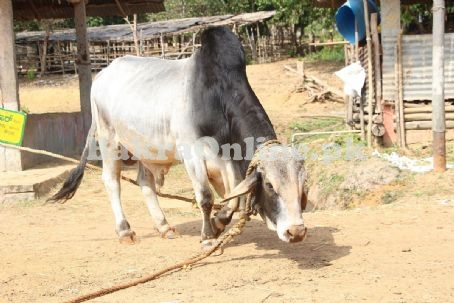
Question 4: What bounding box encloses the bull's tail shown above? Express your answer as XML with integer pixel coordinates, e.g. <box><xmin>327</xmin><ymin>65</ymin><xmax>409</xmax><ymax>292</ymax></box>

<box><xmin>47</xmin><ymin>122</ymin><xmax>96</xmax><ymax>203</ymax></box>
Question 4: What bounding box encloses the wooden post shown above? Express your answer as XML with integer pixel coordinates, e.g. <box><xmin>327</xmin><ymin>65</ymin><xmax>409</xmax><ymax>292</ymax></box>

<box><xmin>192</xmin><ymin>32</ymin><xmax>196</xmax><ymax>54</ymax></box>
<box><xmin>0</xmin><ymin>0</ymin><xmax>23</xmax><ymax>171</ymax></box>
<box><xmin>397</xmin><ymin>34</ymin><xmax>406</xmax><ymax>147</ymax></box>
<box><xmin>160</xmin><ymin>34</ymin><xmax>165</xmax><ymax>58</ymax></box>
<box><xmin>432</xmin><ymin>0</ymin><xmax>446</xmax><ymax>172</ymax></box>
<box><xmin>40</xmin><ymin>28</ymin><xmax>50</xmax><ymax>76</ymax></box>
<box><xmin>354</xmin><ymin>22</ymin><xmax>359</xmax><ymax>61</ymax></box>
<box><xmin>73</xmin><ymin>0</ymin><xmax>92</xmax><ymax>137</ymax></box>
<box><xmin>363</xmin><ymin>0</ymin><xmax>375</xmax><ymax>147</ymax></box>
<box><xmin>371</xmin><ymin>13</ymin><xmax>382</xmax><ymax>114</ymax></box>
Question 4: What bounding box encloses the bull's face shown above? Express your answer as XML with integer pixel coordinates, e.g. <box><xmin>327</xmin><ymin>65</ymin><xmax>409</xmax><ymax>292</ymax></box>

<box><xmin>229</xmin><ymin>151</ymin><xmax>308</xmax><ymax>243</ymax></box>
<box><xmin>253</xmin><ymin>158</ymin><xmax>307</xmax><ymax>242</ymax></box>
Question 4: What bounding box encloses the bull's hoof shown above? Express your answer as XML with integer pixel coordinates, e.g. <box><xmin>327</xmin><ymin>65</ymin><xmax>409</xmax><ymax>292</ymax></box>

<box><xmin>161</xmin><ymin>227</ymin><xmax>180</xmax><ymax>239</ymax></box>
<box><xmin>210</xmin><ymin>218</ymin><xmax>225</xmax><ymax>238</ymax></box>
<box><xmin>118</xmin><ymin>230</ymin><xmax>137</xmax><ymax>245</ymax></box>
<box><xmin>201</xmin><ymin>239</ymin><xmax>219</xmax><ymax>251</ymax></box>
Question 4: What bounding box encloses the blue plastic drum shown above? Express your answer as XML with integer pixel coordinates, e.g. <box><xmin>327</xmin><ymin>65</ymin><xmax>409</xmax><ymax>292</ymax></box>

<box><xmin>335</xmin><ymin>0</ymin><xmax>380</xmax><ymax>44</ymax></box>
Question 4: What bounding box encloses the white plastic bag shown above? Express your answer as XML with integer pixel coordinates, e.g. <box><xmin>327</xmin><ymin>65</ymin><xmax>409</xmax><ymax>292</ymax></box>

<box><xmin>334</xmin><ymin>61</ymin><xmax>366</xmax><ymax>97</ymax></box>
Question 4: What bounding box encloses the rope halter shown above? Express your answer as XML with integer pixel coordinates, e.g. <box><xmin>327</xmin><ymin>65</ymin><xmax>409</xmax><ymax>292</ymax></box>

<box><xmin>241</xmin><ymin>139</ymin><xmax>282</xmax><ymax>219</ymax></box>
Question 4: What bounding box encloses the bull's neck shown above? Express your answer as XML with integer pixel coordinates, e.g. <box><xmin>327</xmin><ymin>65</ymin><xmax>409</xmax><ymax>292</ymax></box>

<box><xmin>228</xmin><ymin>80</ymin><xmax>277</xmax><ymax>176</ymax></box>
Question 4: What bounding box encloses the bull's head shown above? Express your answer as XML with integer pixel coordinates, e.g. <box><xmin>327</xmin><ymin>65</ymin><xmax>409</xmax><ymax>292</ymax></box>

<box><xmin>226</xmin><ymin>146</ymin><xmax>308</xmax><ymax>243</ymax></box>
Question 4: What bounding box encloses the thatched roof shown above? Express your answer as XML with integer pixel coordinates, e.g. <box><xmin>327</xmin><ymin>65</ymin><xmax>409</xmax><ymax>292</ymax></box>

<box><xmin>15</xmin><ymin>11</ymin><xmax>276</xmax><ymax>43</ymax></box>
<box><xmin>13</xmin><ymin>0</ymin><xmax>165</xmax><ymax>21</ymax></box>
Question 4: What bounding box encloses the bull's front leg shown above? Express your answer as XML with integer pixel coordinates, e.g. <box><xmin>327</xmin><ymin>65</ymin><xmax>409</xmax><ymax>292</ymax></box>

<box><xmin>183</xmin><ymin>159</ymin><xmax>217</xmax><ymax>247</ymax></box>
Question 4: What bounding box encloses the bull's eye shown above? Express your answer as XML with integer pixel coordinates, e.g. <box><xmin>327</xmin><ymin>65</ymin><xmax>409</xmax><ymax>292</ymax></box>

<box><xmin>265</xmin><ymin>181</ymin><xmax>274</xmax><ymax>191</ymax></box>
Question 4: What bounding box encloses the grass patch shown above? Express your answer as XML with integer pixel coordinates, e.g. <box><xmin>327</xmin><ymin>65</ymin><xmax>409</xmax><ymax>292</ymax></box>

<box><xmin>289</xmin><ymin>116</ymin><xmax>365</xmax><ymax>154</ymax></box>
<box><xmin>289</xmin><ymin>116</ymin><xmax>344</xmax><ymax>133</ymax></box>
<box><xmin>303</xmin><ymin>46</ymin><xmax>345</xmax><ymax>63</ymax></box>
<box><xmin>317</xmin><ymin>171</ymin><xmax>345</xmax><ymax>201</ymax></box>
<box><xmin>381</xmin><ymin>191</ymin><xmax>403</xmax><ymax>204</ymax></box>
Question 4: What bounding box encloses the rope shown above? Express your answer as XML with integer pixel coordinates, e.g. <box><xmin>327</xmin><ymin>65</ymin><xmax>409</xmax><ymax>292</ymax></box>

<box><xmin>0</xmin><ymin>142</ymin><xmax>195</xmax><ymax>203</ymax></box>
<box><xmin>2</xmin><ymin>139</ymin><xmax>281</xmax><ymax>302</ymax></box>
<box><xmin>243</xmin><ymin>139</ymin><xmax>281</xmax><ymax>215</ymax></box>
<box><xmin>63</xmin><ymin>213</ymin><xmax>249</xmax><ymax>303</ymax></box>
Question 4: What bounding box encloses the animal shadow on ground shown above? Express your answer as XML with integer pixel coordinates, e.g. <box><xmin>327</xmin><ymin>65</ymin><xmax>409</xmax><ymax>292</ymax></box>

<box><xmin>174</xmin><ymin>218</ymin><xmax>351</xmax><ymax>270</ymax></box>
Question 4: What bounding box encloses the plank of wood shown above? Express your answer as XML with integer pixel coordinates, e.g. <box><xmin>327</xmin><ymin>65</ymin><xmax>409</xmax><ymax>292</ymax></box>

<box><xmin>404</xmin><ymin>105</ymin><xmax>454</xmax><ymax>114</ymax></box>
<box><xmin>405</xmin><ymin>112</ymin><xmax>454</xmax><ymax>121</ymax></box>
<box><xmin>308</xmin><ymin>41</ymin><xmax>349</xmax><ymax>46</ymax></box>
<box><xmin>405</xmin><ymin>120</ymin><xmax>454</xmax><ymax>130</ymax></box>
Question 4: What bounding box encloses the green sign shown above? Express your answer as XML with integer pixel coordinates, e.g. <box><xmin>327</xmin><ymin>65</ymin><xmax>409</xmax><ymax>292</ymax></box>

<box><xmin>0</xmin><ymin>108</ymin><xmax>27</xmax><ymax>146</ymax></box>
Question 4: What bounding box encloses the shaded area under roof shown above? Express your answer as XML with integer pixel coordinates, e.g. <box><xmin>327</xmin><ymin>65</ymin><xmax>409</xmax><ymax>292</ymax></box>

<box><xmin>15</xmin><ymin>11</ymin><xmax>276</xmax><ymax>43</ymax></box>
<box><xmin>13</xmin><ymin>0</ymin><xmax>165</xmax><ymax>21</ymax></box>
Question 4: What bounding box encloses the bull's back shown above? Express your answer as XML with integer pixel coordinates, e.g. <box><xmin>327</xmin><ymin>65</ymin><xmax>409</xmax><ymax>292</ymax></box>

<box><xmin>91</xmin><ymin>55</ymin><xmax>197</xmax><ymax>155</ymax></box>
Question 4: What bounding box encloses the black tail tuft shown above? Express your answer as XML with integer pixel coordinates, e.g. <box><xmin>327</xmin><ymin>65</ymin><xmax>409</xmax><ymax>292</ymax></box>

<box><xmin>46</xmin><ymin>140</ymin><xmax>90</xmax><ymax>203</ymax></box>
<box><xmin>46</xmin><ymin>163</ymin><xmax>85</xmax><ymax>203</ymax></box>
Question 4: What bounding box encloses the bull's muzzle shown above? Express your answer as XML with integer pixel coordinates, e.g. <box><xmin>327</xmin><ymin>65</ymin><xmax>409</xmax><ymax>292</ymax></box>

<box><xmin>286</xmin><ymin>224</ymin><xmax>307</xmax><ymax>243</ymax></box>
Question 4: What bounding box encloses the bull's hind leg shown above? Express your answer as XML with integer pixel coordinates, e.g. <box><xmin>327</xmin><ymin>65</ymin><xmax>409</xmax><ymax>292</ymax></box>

<box><xmin>102</xmin><ymin>157</ymin><xmax>136</xmax><ymax>244</ymax></box>
<box><xmin>137</xmin><ymin>163</ymin><xmax>176</xmax><ymax>239</ymax></box>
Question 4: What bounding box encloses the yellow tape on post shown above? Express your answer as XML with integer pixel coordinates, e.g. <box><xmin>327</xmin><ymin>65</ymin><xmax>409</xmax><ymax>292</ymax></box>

<box><xmin>0</xmin><ymin>108</ymin><xmax>27</xmax><ymax>146</ymax></box>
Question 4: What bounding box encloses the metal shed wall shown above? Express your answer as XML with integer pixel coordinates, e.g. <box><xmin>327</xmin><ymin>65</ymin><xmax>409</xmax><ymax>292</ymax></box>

<box><xmin>382</xmin><ymin>33</ymin><xmax>454</xmax><ymax>101</ymax></box>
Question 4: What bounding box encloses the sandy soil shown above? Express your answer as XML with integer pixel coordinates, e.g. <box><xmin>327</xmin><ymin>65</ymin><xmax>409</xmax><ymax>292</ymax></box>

<box><xmin>2</xmin><ymin>59</ymin><xmax>454</xmax><ymax>303</ymax></box>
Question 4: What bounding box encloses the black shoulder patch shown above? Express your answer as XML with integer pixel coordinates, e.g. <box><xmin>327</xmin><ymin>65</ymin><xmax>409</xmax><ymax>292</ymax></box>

<box><xmin>199</xmin><ymin>26</ymin><xmax>245</xmax><ymax>71</ymax></box>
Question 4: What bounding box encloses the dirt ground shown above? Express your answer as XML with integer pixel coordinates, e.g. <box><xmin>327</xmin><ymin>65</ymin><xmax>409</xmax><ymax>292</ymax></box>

<box><xmin>2</xmin><ymin>59</ymin><xmax>454</xmax><ymax>303</ymax></box>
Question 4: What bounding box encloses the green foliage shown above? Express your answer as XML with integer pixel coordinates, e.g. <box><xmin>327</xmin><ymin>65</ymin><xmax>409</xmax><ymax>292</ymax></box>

<box><xmin>317</xmin><ymin>171</ymin><xmax>345</xmax><ymax>200</ymax></box>
<box><xmin>85</xmin><ymin>15</ymin><xmax>146</xmax><ymax>27</ymax></box>
<box><xmin>14</xmin><ymin>20</ymin><xmax>41</xmax><ymax>32</ymax></box>
<box><xmin>14</xmin><ymin>19</ymin><xmax>74</xmax><ymax>32</ymax></box>
<box><xmin>26</xmin><ymin>69</ymin><xmax>36</xmax><ymax>81</ymax></box>
<box><xmin>289</xmin><ymin>116</ymin><xmax>344</xmax><ymax>133</ymax></box>
<box><xmin>401</xmin><ymin>3</ymin><xmax>432</xmax><ymax>34</ymax></box>
<box><xmin>303</xmin><ymin>45</ymin><xmax>345</xmax><ymax>63</ymax></box>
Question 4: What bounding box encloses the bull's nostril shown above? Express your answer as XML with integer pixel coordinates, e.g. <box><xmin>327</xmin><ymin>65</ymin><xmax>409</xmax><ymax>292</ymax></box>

<box><xmin>286</xmin><ymin>225</ymin><xmax>306</xmax><ymax>242</ymax></box>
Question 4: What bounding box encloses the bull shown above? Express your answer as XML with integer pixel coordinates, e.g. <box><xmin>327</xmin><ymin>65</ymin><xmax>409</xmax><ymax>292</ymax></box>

<box><xmin>48</xmin><ymin>26</ymin><xmax>307</xmax><ymax>246</ymax></box>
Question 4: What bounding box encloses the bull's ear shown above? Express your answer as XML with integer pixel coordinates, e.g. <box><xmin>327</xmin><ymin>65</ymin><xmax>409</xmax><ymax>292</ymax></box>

<box><xmin>225</xmin><ymin>170</ymin><xmax>259</xmax><ymax>200</ymax></box>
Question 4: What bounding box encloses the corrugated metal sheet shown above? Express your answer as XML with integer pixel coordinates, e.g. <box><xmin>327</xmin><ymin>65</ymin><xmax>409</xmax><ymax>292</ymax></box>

<box><xmin>382</xmin><ymin>32</ymin><xmax>454</xmax><ymax>101</ymax></box>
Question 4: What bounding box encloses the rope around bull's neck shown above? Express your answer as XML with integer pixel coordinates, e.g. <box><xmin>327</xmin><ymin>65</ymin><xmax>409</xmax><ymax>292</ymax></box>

<box><xmin>245</xmin><ymin>139</ymin><xmax>281</xmax><ymax>176</ymax></box>
<box><xmin>242</xmin><ymin>139</ymin><xmax>281</xmax><ymax>217</ymax></box>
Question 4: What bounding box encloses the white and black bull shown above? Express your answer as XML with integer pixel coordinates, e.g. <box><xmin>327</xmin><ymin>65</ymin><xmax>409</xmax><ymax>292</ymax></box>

<box><xmin>48</xmin><ymin>26</ymin><xmax>308</xmax><ymax>245</ymax></box>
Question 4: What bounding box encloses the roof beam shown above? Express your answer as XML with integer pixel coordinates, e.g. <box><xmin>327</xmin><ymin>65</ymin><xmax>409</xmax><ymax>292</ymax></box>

<box><xmin>114</xmin><ymin>0</ymin><xmax>128</xmax><ymax>17</ymax></box>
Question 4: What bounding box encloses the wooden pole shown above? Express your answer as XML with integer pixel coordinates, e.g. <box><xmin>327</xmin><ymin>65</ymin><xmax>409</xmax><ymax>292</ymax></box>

<box><xmin>133</xmin><ymin>14</ymin><xmax>139</xmax><ymax>56</ymax></box>
<box><xmin>160</xmin><ymin>34</ymin><xmax>165</xmax><ymax>58</ymax></box>
<box><xmin>395</xmin><ymin>33</ymin><xmax>406</xmax><ymax>147</ymax></box>
<box><xmin>0</xmin><ymin>0</ymin><xmax>23</xmax><ymax>171</ymax></box>
<box><xmin>371</xmin><ymin>13</ymin><xmax>382</xmax><ymax>114</ymax></box>
<box><xmin>354</xmin><ymin>21</ymin><xmax>365</xmax><ymax>140</ymax></box>
<box><xmin>354</xmin><ymin>21</ymin><xmax>359</xmax><ymax>61</ymax></box>
<box><xmin>73</xmin><ymin>0</ymin><xmax>92</xmax><ymax>138</ymax></box>
<box><xmin>432</xmin><ymin>0</ymin><xmax>446</xmax><ymax>172</ymax></box>
<box><xmin>363</xmin><ymin>0</ymin><xmax>374</xmax><ymax>147</ymax></box>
